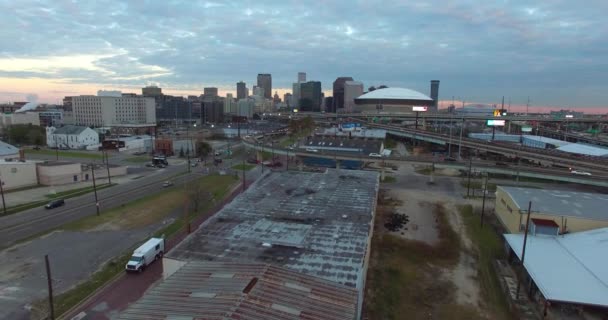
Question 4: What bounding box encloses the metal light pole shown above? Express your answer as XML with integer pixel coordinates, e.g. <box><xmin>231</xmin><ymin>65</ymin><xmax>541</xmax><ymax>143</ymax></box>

<box><xmin>480</xmin><ymin>173</ymin><xmax>488</xmax><ymax>227</ymax></box>
<box><xmin>104</xmin><ymin>147</ymin><xmax>111</xmax><ymax>185</ymax></box>
<box><xmin>466</xmin><ymin>156</ymin><xmax>473</xmax><ymax>197</ymax></box>
<box><xmin>458</xmin><ymin>118</ymin><xmax>464</xmax><ymax>160</ymax></box>
<box><xmin>45</xmin><ymin>254</ymin><xmax>55</xmax><ymax>320</ymax></box>
<box><xmin>91</xmin><ymin>164</ymin><xmax>100</xmax><ymax>216</ymax></box>
<box><xmin>0</xmin><ymin>178</ymin><xmax>6</xmax><ymax>215</ymax></box>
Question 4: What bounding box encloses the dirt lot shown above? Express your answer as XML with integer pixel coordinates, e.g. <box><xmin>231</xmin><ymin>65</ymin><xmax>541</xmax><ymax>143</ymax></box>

<box><xmin>364</xmin><ymin>187</ymin><xmax>509</xmax><ymax>320</ymax></box>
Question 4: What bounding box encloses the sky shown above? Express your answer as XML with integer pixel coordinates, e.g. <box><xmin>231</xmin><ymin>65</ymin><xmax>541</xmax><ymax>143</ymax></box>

<box><xmin>0</xmin><ymin>0</ymin><xmax>607</xmax><ymax>112</ymax></box>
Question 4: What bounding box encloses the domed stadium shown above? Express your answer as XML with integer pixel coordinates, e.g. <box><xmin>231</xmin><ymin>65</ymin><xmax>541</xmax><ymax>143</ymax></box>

<box><xmin>353</xmin><ymin>87</ymin><xmax>433</xmax><ymax>113</ymax></box>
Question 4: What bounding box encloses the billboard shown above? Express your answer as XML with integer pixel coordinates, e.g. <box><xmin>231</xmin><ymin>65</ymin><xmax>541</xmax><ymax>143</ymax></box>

<box><xmin>412</xmin><ymin>106</ymin><xmax>428</xmax><ymax>112</ymax></box>
<box><xmin>486</xmin><ymin>119</ymin><xmax>505</xmax><ymax>126</ymax></box>
<box><xmin>521</xmin><ymin>126</ymin><xmax>532</xmax><ymax>132</ymax></box>
<box><xmin>341</xmin><ymin>123</ymin><xmax>362</xmax><ymax>131</ymax></box>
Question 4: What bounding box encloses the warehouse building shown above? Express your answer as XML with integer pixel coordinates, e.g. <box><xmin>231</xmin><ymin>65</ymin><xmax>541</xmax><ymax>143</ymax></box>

<box><xmin>0</xmin><ymin>159</ymin><xmax>38</xmax><ymax>190</ymax></box>
<box><xmin>161</xmin><ymin>169</ymin><xmax>379</xmax><ymax>319</ymax></box>
<box><xmin>504</xmin><ymin>228</ymin><xmax>608</xmax><ymax>317</ymax></box>
<box><xmin>495</xmin><ymin>186</ymin><xmax>608</xmax><ymax>234</ymax></box>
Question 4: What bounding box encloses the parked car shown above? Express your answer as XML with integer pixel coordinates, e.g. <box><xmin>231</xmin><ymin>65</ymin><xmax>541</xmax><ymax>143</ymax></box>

<box><xmin>162</xmin><ymin>181</ymin><xmax>174</xmax><ymax>187</ymax></box>
<box><xmin>306</xmin><ymin>148</ymin><xmax>319</xmax><ymax>153</ymax></box>
<box><xmin>33</xmin><ymin>146</ymin><xmax>41</xmax><ymax>150</ymax></box>
<box><xmin>145</xmin><ymin>163</ymin><xmax>155</xmax><ymax>168</ymax></box>
<box><xmin>247</xmin><ymin>158</ymin><xmax>259</xmax><ymax>164</ymax></box>
<box><xmin>191</xmin><ymin>162</ymin><xmax>198</xmax><ymax>167</ymax></box>
<box><xmin>125</xmin><ymin>238</ymin><xmax>165</xmax><ymax>273</ymax></box>
<box><xmin>444</xmin><ymin>157</ymin><xmax>457</xmax><ymax>162</ymax></box>
<box><xmin>45</xmin><ymin>199</ymin><xmax>65</xmax><ymax>209</ymax></box>
<box><xmin>571</xmin><ymin>170</ymin><xmax>592</xmax><ymax>176</ymax></box>
<box><xmin>369</xmin><ymin>153</ymin><xmax>382</xmax><ymax>158</ymax></box>
<box><xmin>214</xmin><ymin>151</ymin><xmax>221</xmax><ymax>156</ymax></box>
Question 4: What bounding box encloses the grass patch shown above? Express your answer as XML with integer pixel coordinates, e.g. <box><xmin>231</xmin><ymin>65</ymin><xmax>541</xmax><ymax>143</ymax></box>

<box><xmin>414</xmin><ymin>166</ymin><xmax>433</xmax><ymax>175</ymax></box>
<box><xmin>25</xmin><ymin>149</ymin><xmax>103</xmax><ymax>159</ymax></box>
<box><xmin>124</xmin><ymin>156</ymin><xmax>150</xmax><ymax>163</ymax></box>
<box><xmin>45</xmin><ymin>183</ymin><xmax>114</xmax><ymax>199</ymax></box>
<box><xmin>4</xmin><ymin>184</ymin><xmax>44</xmax><ymax>193</ymax></box>
<box><xmin>232</xmin><ymin>164</ymin><xmax>255</xmax><ymax>171</ymax></box>
<box><xmin>384</xmin><ymin>137</ymin><xmax>397</xmax><ymax>149</ymax></box>
<box><xmin>460</xmin><ymin>180</ymin><xmax>497</xmax><ymax>192</ymax></box>
<box><xmin>459</xmin><ymin>204</ymin><xmax>512</xmax><ymax>319</ymax></box>
<box><xmin>62</xmin><ymin>175</ymin><xmax>238</xmax><ymax>231</ymax></box>
<box><xmin>279</xmin><ymin>136</ymin><xmax>297</xmax><ymax>147</ymax></box>
<box><xmin>260</xmin><ymin>150</ymin><xmax>273</xmax><ymax>160</ymax></box>
<box><xmin>364</xmin><ymin>203</ymin><xmax>461</xmax><ymax>319</ymax></box>
<box><xmin>381</xmin><ymin>176</ymin><xmax>396</xmax><ymax>183</ymax></box>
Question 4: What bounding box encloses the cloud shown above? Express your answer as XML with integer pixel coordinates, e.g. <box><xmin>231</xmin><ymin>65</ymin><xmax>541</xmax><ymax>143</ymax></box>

<box><xmin>0</xmin><ymin>0</ymin><xmax>606</xmax><ymax>107</ymax></box>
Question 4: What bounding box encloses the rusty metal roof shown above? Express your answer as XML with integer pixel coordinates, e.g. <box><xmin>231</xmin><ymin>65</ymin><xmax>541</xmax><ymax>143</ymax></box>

<box><xmin>119</xmin><ymin>261</ymin><xmax>358</xmax><ymax>320</ymax></box>
<box><xmin>168</xmin><ymin>169</ymin><xmax>380</xmax><ymax>289</ymax></box>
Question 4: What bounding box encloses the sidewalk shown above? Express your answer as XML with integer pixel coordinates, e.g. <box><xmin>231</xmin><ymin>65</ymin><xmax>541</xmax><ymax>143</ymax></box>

<box><xmin>3</xmin><ymin>173</ymin><xmax>148</xmax><ymax>207</ymax></box>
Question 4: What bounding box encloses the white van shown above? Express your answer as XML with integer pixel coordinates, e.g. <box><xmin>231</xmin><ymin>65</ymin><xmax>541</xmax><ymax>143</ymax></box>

<box><xmin>125</xmin><ymin>237</ymin><xmax>165</xmax><ymax>273</ymax></box>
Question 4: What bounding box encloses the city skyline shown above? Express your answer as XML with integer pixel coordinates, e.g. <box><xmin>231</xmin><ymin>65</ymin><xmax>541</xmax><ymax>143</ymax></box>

<box><xmin>1</xmin><ymin>1</ymin><xmax>607</xmax><ymax>110</ymax></box>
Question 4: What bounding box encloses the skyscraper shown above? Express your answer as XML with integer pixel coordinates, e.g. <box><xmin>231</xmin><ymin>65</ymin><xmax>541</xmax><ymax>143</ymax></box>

<box><xmin>284</xmin><ymin>93</ymin><xmax>292</xmax><ymax>107</ymax></box>
<box><xmin>430</xmin><ymin>80</ymin><xmax>440</xmax><ymax>112</ymax></box>
<box><xmin>204</xmin><ymin>87</ymin><xmax>218</xmax><ymax>97</ymax></box>
<box><xmin>257</xmin><ymin>74</ymin><xmax>272</xmax><ymax>99</ymax></box>
<box><xmin>332</xmin><ymin>77</ymin><xmax>354</xmax><ymax>110</ymax></box>
<box><xmin>142</xmin><ymin>85</ymin><xmax>162</xmax><ymax>97</ymax></box>
<box><xmin>225</xmin><ymin>93</ymin><xmax>235</xmax><ymax>114</ymax></box>
<box><xmin>236</xmin><ymin>81</ymin><xmax>247</xmax><ymax>100</ymax></box>
<box><xmin>299</xmin><ymin>81</ymin><xmax>322</xmax><ymax>112</ymax></box>
<box><xmin>298</xmin><ymin>72</ymin><xmax>306</xmax><ymax>83</ymax></box>
<box><xmin>344</xmin><ymin>81</ymin><xmax>364</xmax><ymax>112</ymax></box>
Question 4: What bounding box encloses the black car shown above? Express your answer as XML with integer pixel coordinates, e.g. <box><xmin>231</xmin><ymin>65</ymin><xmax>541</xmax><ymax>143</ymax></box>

<box><xmin>45</xmin><ymin>199</ymin><xmax>65</xmax><ymax>209</ymax></box>
<box><xmin>444</xmin><ymin>157</ymin><xmax>457</xmax><ymax>162</ymax></box>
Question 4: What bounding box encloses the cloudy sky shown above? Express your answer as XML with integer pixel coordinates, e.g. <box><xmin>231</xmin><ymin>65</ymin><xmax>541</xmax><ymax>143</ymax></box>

<box><xmin>0</xmin><ymin>0</ymin><xmax>606</xmax><ymax>110</ymax></box>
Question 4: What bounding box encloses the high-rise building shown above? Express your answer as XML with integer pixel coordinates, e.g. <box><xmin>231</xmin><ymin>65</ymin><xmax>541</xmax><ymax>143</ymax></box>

<box><xmin>72</xmin><ymin>92</ymin><xmax>156</xmax><ymax>126</ymax></box>
<box><xmin>298</xmin><ymin>72</ymin><xmax>306</xmax><ymax>83</ymax></box>
<box><xmin>344</xmin><ymin>81</ymin><xmax>364</xmax><ymax>112</ymax></box>
<box><xmin>292</xmin><ymin>82</ymin><xmax>301</xmax><ymax>107</ymax></box>
<box><xmin>237</xmin><ymin>98</ymin><xmax>255</xmax><ymax>119</ymax></box>
<box><xmin>142</xmin><ymin>85</ymin><xmax>162</xmax><ymax>97</ymax></box>
<box><xmin>236</xmin><ymin>81</ymin><xmax>247</xmax><ymax>100</ymax></box>
<box><xmin>253</xmin><ymin>86</ymin><xmax>265</xmax><ymax>98</ymax></box>
<box><xmin>204</xmin><ymin>87</ymin><xmax>218</xmax><ymax>97</ymax></box>
<box><xmin>202</xmin><ymin>99</ymin><xmax>224</xmax><ymax>124</ymax></box>
<box><xmin>225</xmin><ymin>93</ymin><xmax>236</xmax><ymax>114</ymax></box>
<box><xmin>324</xmin><ymin>97</ymin><xmax>334</xmax><ymax>113</ymax></box>
<box><xmin>156</xmin><ymin>95</ymin><xmax>193</xmax><ymax>123</ymax></box>
<box><xmin>430</xmin><ymin>80</ymin><xmax>440</xmax><ymax>112</ymax></box>
<box><xmin>283</xmin><ymin>93</ymin><xmax>292</xmax><ymax>107</ymax></box>
<box><xmin>299</xmin><ymin>81</ymin><xmax>322</xmax><ymax>112</ymax></box>
<box><xmin>257</xmin><ymin>74</ymin><xmax>272</xmax><ymax>99</ymax></box>
<box><xmin>332</xmin><ymin>77</ymin><xmax>354</xmax><ymax>110</ymax></box>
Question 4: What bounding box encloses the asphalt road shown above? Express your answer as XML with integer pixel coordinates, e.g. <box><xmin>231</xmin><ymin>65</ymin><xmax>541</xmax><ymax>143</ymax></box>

<box><xmin>0</xmin><ymin>163</ymin><xmax>192</xmax><ymax>249</ymax></box>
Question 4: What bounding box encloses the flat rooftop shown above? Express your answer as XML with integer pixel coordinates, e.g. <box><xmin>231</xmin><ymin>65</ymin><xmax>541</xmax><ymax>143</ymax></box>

<box><xmin>168</xmin><ymin>169</ymin><xmax>380</xmax><ymax>289</ymax></box>
<box><xmin>498</xmin><ymin>186</ymin><xmax>608</xmax><ymax>220</ymax></box>
<box><xmin>37</xmin><ymin>160</ymin><xmax>78</xmax><ymax>167</ymax></box>
<box><xmin>504</xmin><ymin>228</ymin><xmax>608</xmax><ymax>307</ymax></box>
<box><xmin>119</xmin><ymin>261</ymin><xmax>358</xmax><ymax>320</ymax></box>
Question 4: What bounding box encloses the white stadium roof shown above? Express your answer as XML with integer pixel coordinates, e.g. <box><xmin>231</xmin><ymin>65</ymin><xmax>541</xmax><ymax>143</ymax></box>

<box><xmin>504</xmin><ymin>228</ymin><xmax>608</xmax><ymax>307</ymax></box>
<box><xmin>557</xmin><ymin>143</ymin><xmax>608</xmax><ymax>157</ymax></box>
<box><xmin>356</xmin><ymin>87</ymin><xmax>432</xmax><ymax>101</ymax></box>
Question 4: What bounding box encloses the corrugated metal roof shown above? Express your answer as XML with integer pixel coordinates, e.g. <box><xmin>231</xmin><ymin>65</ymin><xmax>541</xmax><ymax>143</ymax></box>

<box><xmin>168</xmin><ymin>169</ymin><xmax>379</xmax><ymax>289</ymax></box>
<box><xmin>557</xmin><ymin>143</ymin><xmax>608</xmax><ymax>157</ymax></box>
<box><xmin>119</xmin><ymin>261</ymin><xmax>358</xmax><ymax>320</ymax></box>
<box><xmin>498</xmin><ymin>186</ymin><xmax>608</xmax><ymax>221</ymax></box>
<box><xmin>0</xmin><ymin>140</ymin><xmax>19</xmax><ymax>156</ymax></box>
<box><xmin>504</xmin><ymin>228</ymin><xmax>608</xmax><ymax>307</ymax></box>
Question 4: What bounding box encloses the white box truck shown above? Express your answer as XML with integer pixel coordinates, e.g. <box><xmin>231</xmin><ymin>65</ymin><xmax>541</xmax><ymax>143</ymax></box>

<box><xmin>125</xmin><ymin>237</ymin><xmax>165</xmax><ymax>273</ymax></box>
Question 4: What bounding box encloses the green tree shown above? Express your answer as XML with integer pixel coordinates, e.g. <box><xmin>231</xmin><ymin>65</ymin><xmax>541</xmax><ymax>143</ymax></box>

<box><xmin>195</xmin><ymin>141</ymin><xmax>212</xmax><ymax>157</ymax></box>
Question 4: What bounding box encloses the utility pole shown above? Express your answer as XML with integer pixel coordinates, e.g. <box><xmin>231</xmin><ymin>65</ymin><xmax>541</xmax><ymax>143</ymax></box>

<box><xmin>45</xmin><ymin>254</ymin><xmax>55</xmax><ymax>320</ymax></box>
<box><xmin>480</xmin><ymin>173</ymin><xmax>488</xmax><ymax>227</ymax></box>
<box><xmin>242</xmin><ymin>157</ymin><xmax>246</xmax><ymax>192</ymax></box>
<box><xmin>516</xmin><ymin>201</ymin><xmax>533</xmax><ymax>299</ymax></box>
<box><xmin>448</xmin><ymin>111</ymin><xmax>454</xmax><ymax>158</ymax></box>
<box><xmin>91</xmin><ymin>164</ymin><xmax>100</xmax><ymax>216</ymax></box>
<box><xmin>0</xmin><ymin>179</ymin><xmax>6</xmax><ymax>216</ymax></box>
<box><xmin>104</xmin><ymin>148</ymin><xmax>111</xmax><ymax>185</ymax></box>
<box><xmin>526</xmin><ymin>97</ymin><xmax>530</xmax><ymax>116</ymax></box>
<box><xmin>54</xmin><ymin>135</ymin><xmax>59</xmax><ymax>160</ymax></box>
<box><xmin>458</xmin><ymin>118</ymin><xmax>464</xmax><ymax>160</ymax></box>
<box><xmin>466</xmin><ymin>156</ymin><xmax>473</xmax><ymax>197</ymax></box>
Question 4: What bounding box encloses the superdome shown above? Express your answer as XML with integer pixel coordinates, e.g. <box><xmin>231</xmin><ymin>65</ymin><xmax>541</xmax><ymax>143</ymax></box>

<box><xmin>356</xmin><ymin>87</ymin><xmax>432</xmax><ymax>101</ymax></box>
<box><xmin>353</xmin><ymin>87</ymin><xmax>434</xmax><ymax>113</ymax></box>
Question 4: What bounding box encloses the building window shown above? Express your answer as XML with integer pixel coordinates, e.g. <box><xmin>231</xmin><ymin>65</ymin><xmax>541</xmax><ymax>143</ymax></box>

<box><xmin>73</xmin><ymin>175</ymin><xmax>78</xmax><ymax>182</ymax></box>
<box><xmin>11</xmin><ymin>168</ymin><xmax>17</xmax><ymax>173</ymax></box>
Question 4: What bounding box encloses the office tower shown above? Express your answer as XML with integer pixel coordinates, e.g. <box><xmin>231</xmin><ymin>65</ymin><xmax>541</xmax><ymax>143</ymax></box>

<box><xmin>236</xmin><ymin>81</ymin><xmax>247</xmax><ymax>100</ymax></box>
<box><xmin>283</xmin><ymin>93</ymin><xmax>292</xmax><ymax>107</ymax></box>
<box><xmin>225</xmin><ymin>93</ymin><xmax>235</xmax><ymax>113</ymax></box>
<box><xmin>343</xmin><ymin>81</ymin><xmax>364</xmax><ymax>112</ymax></box>
<box><xmin>142</xmin><ymin>85</ymin><xmax>162</xmax><ymax>97</ymax></box>
<box><xmin>332</xmin><ymin>77</ymin><xmax>354</xmax><ymax>110</ymax></box>
<box><xmin>298</xmin><ymin>72</ymin><xmax>306</xmax><ymax>83</ymax></box>
<box><xmin>72</xmin><ymin>92</ymin><xmax>156</xmax><ymax>126</ymax></box>
<box><xmin>299</xmin><ymin>81</ymin><xmax>322</xmax><ymax>112</ymax></box>
<box><xmin>430</xmin><ymin>80</ymin><xmax>440</xmax><ymax>112</ymax></box>
<box><xmin>204</xmin><ymin>87</ymin><xmax>218</xmax><ymax>97</ymax></box>
<box><xmin>257</xmin><ymin>73</ymin><xmax>272</xmax><ymax>99</ymax></box>
<box><xmin>253</xmin><ymin>86</ymin><xmax>265</xmax><ymax>97</ymax></box>
<box><xmin>324</xmin><ymin>97</ymin><xmax>334</xmax><ymax>113</ymax></box>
